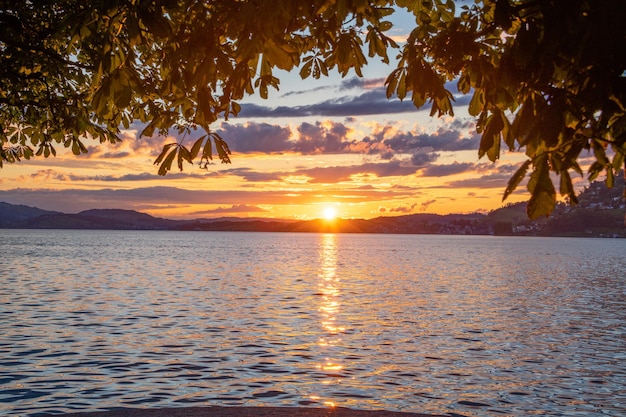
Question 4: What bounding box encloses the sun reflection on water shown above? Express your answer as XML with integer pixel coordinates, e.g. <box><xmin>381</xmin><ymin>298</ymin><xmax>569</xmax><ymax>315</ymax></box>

<box><xmin>318</xmin><ymin>233</ymin><xmax>342</xmax><ymax>339</ymax></box>
<box><xmin>311</xmin><ymin>233</ymin><xmax>345</xmax><ymax>405</ymax></box>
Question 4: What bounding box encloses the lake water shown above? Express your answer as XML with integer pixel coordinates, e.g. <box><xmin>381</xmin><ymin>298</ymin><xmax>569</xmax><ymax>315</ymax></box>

<box><xmin>1</xmin><ymin>230</ymin><xmax>625</xmax><ymax>416</ymax></box>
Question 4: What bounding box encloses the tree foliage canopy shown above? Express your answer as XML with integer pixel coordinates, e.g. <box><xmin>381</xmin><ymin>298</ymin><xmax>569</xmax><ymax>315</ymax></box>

<box><xmin>1</xmin><ymin>0</ymin><xmax>625</xmax><ymax>218</ymax></box>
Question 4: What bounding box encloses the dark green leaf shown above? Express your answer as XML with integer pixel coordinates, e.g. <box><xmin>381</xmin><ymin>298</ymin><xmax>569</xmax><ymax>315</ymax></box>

<box><xmin>559</xmin><ymin>170</ymin><xmax>577</xmax><ymax>203</ymax></box>
<box><xmin>157</xmin><ymin>146</ymin><xmax>177</xmax><ymax>176</ymax></box>
<box><xmin>503</xmin><ymin>159</ymin><xmax>531</xmax><ymax>201</ymax></box>
<box><xmin>468</xmin><ymin>89</ymin><xmax>484</xmax><ymax>116</ymax></box>
<box><xmin>202</xmin><ymin>136</ymin><xmax>213</xmax><ymax>161</ymax></box>
<box><xmin>479</xmin><ymin>111</ymin><xmax>504</xmax><ymax>161</ymax></box>
<box><xmin>526</xmin><ymin>158</ymin><xmax>556</xmax><ymax>219</ymax></box>
<box><xmin>154</xmin><ymin>143</ymin><xmax>177</xmax><ymax>166</ymax></box>
<box><xmin>606</xmin><ymin>166</ymin><xmax>614</xmax><ymax>188</ymax></box>
<box><xmin>190</xmin><ymin>135</ymin><xmax>206</xmax><ymax>159</ymax></box>
<box><xmin>588</xmin><ymin>160</ymin><xmax>605</xmax><ymax>182</ymax></box>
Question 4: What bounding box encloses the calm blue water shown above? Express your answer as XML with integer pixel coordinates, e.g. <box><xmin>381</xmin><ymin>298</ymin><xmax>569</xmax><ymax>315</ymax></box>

<box><xmin>1</xmin><ymin>230</ymin><xmax>625</xmax><ymax>416</ymax></box>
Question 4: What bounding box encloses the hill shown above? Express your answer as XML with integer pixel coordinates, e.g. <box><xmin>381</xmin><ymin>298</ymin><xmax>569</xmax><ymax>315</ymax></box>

<box><xmin>487</xmin><ymin>173</ymin><xmax>625</xmax><ymax>237</ymax></box>
<box><xmin>0</xmin><ymin>201</ymin><xmax>61</xmax><ymax>226</ymax></box>
<box><xmin>0</xmin><ymin>206</ymin><xmax>185</xmax><ymax>230</ymax></box>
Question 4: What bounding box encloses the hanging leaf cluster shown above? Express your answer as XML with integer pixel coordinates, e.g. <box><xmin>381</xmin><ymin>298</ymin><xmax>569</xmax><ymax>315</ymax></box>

<box><xmin>1</xmin><ymin>0</ymin><xmax>625</xmax><ymax>219</ymax></box>
<box><xmin>384</xmin><ymin>0</ymin><xmax>626</xmax><ymax>219</ymax></box>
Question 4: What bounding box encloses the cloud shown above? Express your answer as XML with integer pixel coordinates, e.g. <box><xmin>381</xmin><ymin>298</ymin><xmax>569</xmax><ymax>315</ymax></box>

<box><xmin>420</xmin><ymin>199</ymin><xmax>437</xmax><ymax>211</ymax></box>
<box><xmin>78</xmin><ymin>125</ymin><xmax>172</xmax><ymax>159</ymax></box>
<box><xmin>23</xmin><ymin>169</ymin><xmax>214</xmax><ymax>183</ymax></box>
<box><xmin>26</xmin><ymin>169</ymin><xmax>72</xmax><ymax>182</ymax></box>
<box><xmin>411</xmin><ymin>152</ymin><xmax>440</xmax><ymax>166</ymax></box>
<box><xmin>495</xmin><ymin>163</ymin><xmax>525</xmax><ymax>175</ymax></box>
<box><xmin>387</xmin><ymin>203</ymin><xmax>418</xmax><ymax>213</ymax></box>
<box><xmin>222</xmin><ymin>168</ymin><xmax>284</xmax><ymax>182</ymax></box>
<box><xmin>293</xmin><ymin>161</ymin><xmax>418</xmax><ymax>183</ymax></box>
<box><xmin>22</xmin><ymin>157</ymin><xmax>446</xmax><ymax>190</ymax></box>
<box><xmin>239</xmin><ymin>88</ymin><xmax>417</xmax><ymax>118</ymax></box>
<box><xmin>193</xmin><ymin>204</ymin><xmax>268</xmax><ymax>215</ymax></box>
<box><xmin>419</xmin><ymin>162</ymin><xmax>476</xmax><ymax>177</ymax></box>
<box><xmin>0</xmin><ymin>186</ymin><xmax>415</xmax><ymax>214</ymax></box>
<box><xmin>218</xmin><ymin>161</ymin><xmax>419</xmax><ymax>184</ymax></box>
<box><xmin>382</xmin><ymin>127</ymin><xmax>480</xmax><ymax>153</ymax></box>
<box><xmin>117</xmin><ymin>108</ymin><xmax>479</xmax><ymax>162</ymax></box>
<box><xmin>281</xmin><ymin>84</ymin><xmax>334</xmax><ymax>98</ymax></box>
<box><xmin>447</xmin><ymin>172</ymin><xmax>513</xmax><ymax>189</ymax></box>
<box><xmin>279</xmin><ymin>76</ymin><xmax>386</xmax><ymax>98</ymax></box>
<box><xmin>338</xmin><ymin>77</ymin><xmax>386</xmax><ymax>90</ymax></box>
<box><xmin>294</xmin><ymin>121</ymin><xmax>354</xmax><ymax>154</ymax></box>
<box><xmin>210</xmin><ymin>120</ymin><xmax>478</xmax><ymax>160</ymax></box>
<box><xmin>99</xmin><ymin>151</ymin><xmax>132</xmax><ymax>159</ymax></box>
<box><xmin>55</xmin><ymin>78</ymin><xmax>477</xmax><ymax>165</ymax></box>
<box><xmin>239</xmin><ymin>77</ymin><xmax>472</xmax><ymax>119</ymax></box>
<box><xmin>216</xmin><ymin>122</ymin><xmax>292</xmax><ymax>153</ymax></box>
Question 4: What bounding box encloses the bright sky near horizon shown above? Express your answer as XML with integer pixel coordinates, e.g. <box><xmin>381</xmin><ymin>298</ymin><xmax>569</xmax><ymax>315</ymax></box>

<box><xmin>0</xmin><ymin>11</ymin><xmax>595</xmax><ymax>220</ymax></box>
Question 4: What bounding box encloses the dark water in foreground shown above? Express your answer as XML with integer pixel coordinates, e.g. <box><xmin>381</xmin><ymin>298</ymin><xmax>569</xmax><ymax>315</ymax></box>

<box><xmin>1</xmin><ymin>230</ymin><xmax>625</xmax><ymax>416</ymax></box>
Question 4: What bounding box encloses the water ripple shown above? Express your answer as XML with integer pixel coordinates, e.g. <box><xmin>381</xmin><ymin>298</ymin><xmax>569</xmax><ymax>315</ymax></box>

<box><xmin>1</xmin><ymin>231</ymin><xmax>625</xmax><ymax>416</ymax></box>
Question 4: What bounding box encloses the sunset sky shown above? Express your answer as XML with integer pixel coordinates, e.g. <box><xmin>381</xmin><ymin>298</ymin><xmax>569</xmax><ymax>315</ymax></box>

<box><xmin>0</xmin><ymin>13</ymin><xmax>595</xmax><ymax>221</ymax></box>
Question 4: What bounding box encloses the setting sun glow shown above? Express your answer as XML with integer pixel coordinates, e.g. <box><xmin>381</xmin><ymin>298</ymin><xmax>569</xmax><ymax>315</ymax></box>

<box><xmin>323</xmin><ymin>207</ymin><xmax>337</xmax><ymax>220</ymax></box>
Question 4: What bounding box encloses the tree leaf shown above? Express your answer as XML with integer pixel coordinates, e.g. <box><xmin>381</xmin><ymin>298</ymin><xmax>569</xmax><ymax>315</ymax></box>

<box><xmin>468</xmin><ymin>89</ymin><xmax>484</xmax><ymax>116</ymax></box>
<box><xmin>587</xmin><ymin>160</ymin><xmax>605</xmax><ymax>182</ymax></box>
<box><xmin>559</xmin><ymin>170</ymin><xmax>577</xmax><ymax>204</ymax></box>
<box><xmin>478</xmin><ymin>111</ymin><xmax>504</xmax><ymax>161</ymax></box>
<box><xmin>503</xmin><ymin>159</ymin><xmax>531</xmax><ymax>201</ymax></box>
<box><xmin>612</xmin><ymin>149</ymin><xmax>625</xmax><ymax>173</ymax></box>
<box><xmin>263</xmin><ymin>38</ymin><xmax>299</xmax><ymax>71</ymax></box>
<box><xmin>606</xmin><ymin>166</ymin><xmax>614</xmax><ymax>188</ymax></box>
<box><xmin>190</xmin><ymin>135</ymin><xmax>206</xmax><ymax>159</ymax></box>
<box><xmin>202</xmin><ymin>135</ymin><xmax>213</xmax><ymax>161</ymax></box>
<box><xmin>211</xmin><ymin>132</ymin><xmax>231</xmax><ymax>164</ymax></box>
<box><xmin>527</xmin><ymin>158</ymin><xmax>556</xmax><ymax>219</ymax></box>
<box><xmin>177</xmin><ymin>145</ymin><xmax>192</xmax><ymax>171</ymax></box>
<box><xmin>157</xmin><ymin>146</ymin><xmax>178</xmax><ymax>176</ymax></box>
<box><xmin>154</xmin><ymin>143</ymin><xmax>177</xmax><ymax>166</ymax></box>
<box><xmin>385</xmin><ymin>68</ymin><xmax>403</xmax><ymax>99</ymax></box>
<box><xmin>299</xmin><ymin>58</ymin><xmax>313</xmax><ymax>79</ymax></box>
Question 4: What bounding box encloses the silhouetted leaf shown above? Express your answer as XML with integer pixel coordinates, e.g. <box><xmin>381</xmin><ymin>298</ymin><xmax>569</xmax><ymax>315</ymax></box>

<box><xmin>300</xmin><ymin>57</ymin><xmax>313</xmax><ymax>79</ymax></box>
<box><xmin>154</xmin><ymin>143</ymin><xmax>177</xmax><ymax>166</ymax></box>
<box><xmin>588</xmin><ymin>160</ymin><xmax>605</xmax><ymax>182</ymax></box>
<box><xmin>606</xmin><ymin>166</ymin><xmax>615</xmax><ymax>188</ymax></box>
<box><xmin>190</xmin><ymin>135</ymin><xmax>206</xmax><ymax>159</ymax></box>
<box><xmin>479</xmin><ymin>111</ymin><xmax>504</xmax><ymax>161</ymax></box>
<box><xmin>503</xmin><ymin>159</ymin><xmax>531</xmax><ymax>201</ymax></box>
<box><xmin>177</xmin><ymin>146</ymin><xmax>192</xmax><ymax>171</ymax></box>
<box><xmin>468</xmin><ymin>89</ymin><xmax>484</xmax><ymax>116</ymax></box>
<box><xmin>527</xmin><ymin>157</ymin><xmax>556</xmax><ymax>219</ymax></box>
<box><xmin>559</xmin><ymin>170</ymin><xmax>577</xmax><ymax>203</ymax></box>
<box><xmin>157</xmin><ymin>146</ymin><xmax>177</xmax><ymax>176</ymax></box>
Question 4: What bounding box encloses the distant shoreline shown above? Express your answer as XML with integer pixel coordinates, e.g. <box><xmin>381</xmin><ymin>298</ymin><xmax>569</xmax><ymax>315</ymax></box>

<box><xmin>48</xmin><ymin>405</ymin><xmax>445</xmax><ymax>417</ymax></box>
<box><xmin>1</xmin><ymin>201</ymin><xmax>625</xmax><ymax>237</ymax></box>
<box><xmin>1</xmin><ymin>225</ymin><xmax>625</xmax><ymax>238</ymax></box>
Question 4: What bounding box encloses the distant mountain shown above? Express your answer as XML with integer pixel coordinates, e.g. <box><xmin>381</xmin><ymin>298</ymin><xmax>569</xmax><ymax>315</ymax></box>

<box><xmin>0</xmin><ymin>202</ymin><xmax>61</xmax><ymax>227</ymax></box>
<box><xmin>1</xmin><ymin>174</ymin><xmax>624</xmax><ymax>237</ymax></box>
<box><xmin>0</xmin><ymin>205</ymin><xmax>188</xmax><ymax>230</ymax></box>
<box><xmin>76</xmin><ymin>209</ymin><xmax>182</xmax><ymax>229</ymax></box>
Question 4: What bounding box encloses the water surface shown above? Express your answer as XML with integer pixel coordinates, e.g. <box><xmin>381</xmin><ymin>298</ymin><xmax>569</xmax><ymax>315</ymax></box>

<box><xmin>1</xmin><ymin>230</ymin><xmax>625</xmax><ymax>416</ymax></box>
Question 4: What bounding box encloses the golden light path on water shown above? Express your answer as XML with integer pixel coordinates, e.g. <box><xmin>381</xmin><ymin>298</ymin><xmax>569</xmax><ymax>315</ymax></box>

<box><xmin>312</xmin><ymin>233</ymin><xmax>345</xmax><ymax>408</ymax></box>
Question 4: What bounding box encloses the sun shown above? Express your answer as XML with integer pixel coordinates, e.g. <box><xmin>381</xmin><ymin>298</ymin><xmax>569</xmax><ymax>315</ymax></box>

<box><xmin>323</xmin><ymin>206</ymin><xmax>337</xmax><ymax>221</ymax></box>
